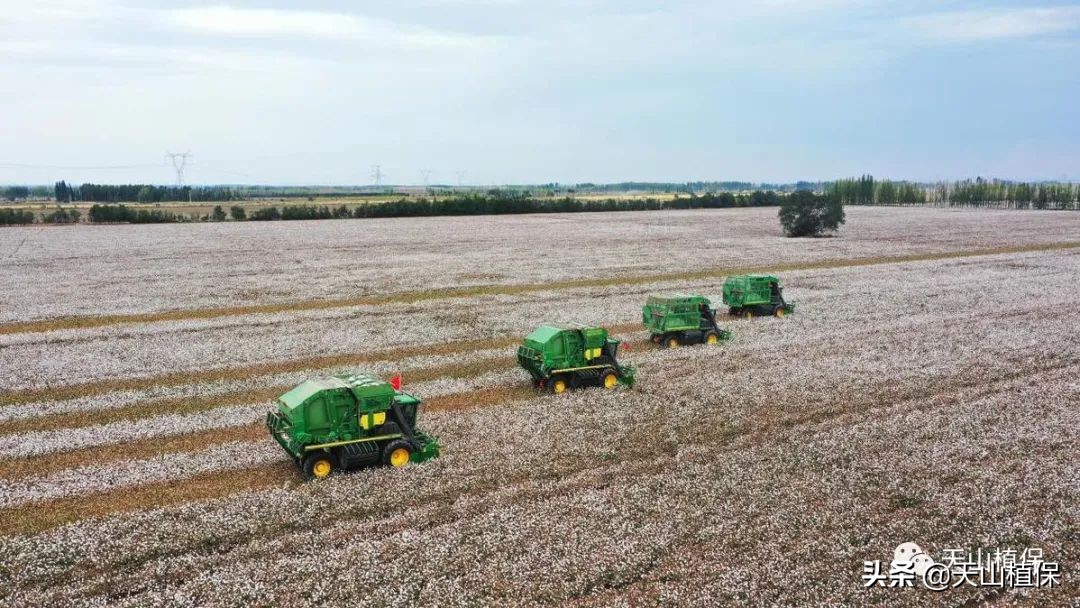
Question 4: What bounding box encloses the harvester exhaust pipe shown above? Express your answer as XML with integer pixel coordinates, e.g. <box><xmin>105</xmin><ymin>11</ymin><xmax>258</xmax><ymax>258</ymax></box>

<box><xmin>388</xmin><ymin>401</ymin><xmax>421</xmax><ymax>451</ymax></box>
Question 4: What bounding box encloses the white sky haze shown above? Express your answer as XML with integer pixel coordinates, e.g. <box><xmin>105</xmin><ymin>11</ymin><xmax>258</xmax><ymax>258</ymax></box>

<box><xmin>1</xmin><ymin>1</ymin><xmax>1078</xmax><ymax>184</ymax></box>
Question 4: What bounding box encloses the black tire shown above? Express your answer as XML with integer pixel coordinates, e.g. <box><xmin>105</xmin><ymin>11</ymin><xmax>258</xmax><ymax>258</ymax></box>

<box><xmin>773</xmin><ymin>304</ymin><xmax>786</xmax><ymax>318</ymax></box>
<box><xmin>302</xmin><ymin>451</ymin><xmax>336</xmax><ymax>480</ymax></box>
<box><xmin>704</xmin><ymin>330</ymin><xmax>719</xmax><ymax>345</ymax></box>
<box><xmin>664</xmin><ymin>334</ymin><xmax>680</xmax><ymax>349</ymax></box>
<box><xmin>382</xmin><ymin>439</ymin><xmax>413</xmax><ymax>468</ymax></box>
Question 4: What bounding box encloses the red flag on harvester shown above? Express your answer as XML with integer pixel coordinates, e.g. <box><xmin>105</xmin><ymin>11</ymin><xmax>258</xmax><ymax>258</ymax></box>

<box><xmin>389</xmin><ymin>373</ymin><xmax>402</xmax><ymax>391</ymax></box>
<box><xmin>622</xmin><ymin>342</ymin><xmax>630</xmax><ymax>352</ymax></box>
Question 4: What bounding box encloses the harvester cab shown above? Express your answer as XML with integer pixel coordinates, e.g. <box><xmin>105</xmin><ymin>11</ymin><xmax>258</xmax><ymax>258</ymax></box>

<box><xmin>266</xmin><ymin>373</ymin><xmax>440</xmax><ymax>479</ymax></box>
<box><xmin>722</xmin><ymin>274</ymin><xmax>795</xmax><ymax>319</ymax></box>
<box><xmin>516</xmin><ymin>324</ymin><xmax>635</xmax><ymax>394</ymax></box>
<box><xmin>642</xmin><ymin>293</ymin><xmax>733</xmax><ymax>348</ymax></box>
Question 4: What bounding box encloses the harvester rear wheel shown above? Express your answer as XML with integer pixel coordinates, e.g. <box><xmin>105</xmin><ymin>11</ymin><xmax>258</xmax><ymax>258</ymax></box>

<box><xmin>705</xmin><ymin>331</ymin><xmax>719</xmax><ymax>345</ymax></box>
<box><xmin>666</xmin><ymin>335</ymin><xmax>680</xmax><ymax>349</ymax></box>
<box><xmin>549</xmin><ymin>375</ymin><xmax>570</xmax><ymax>394</ymax></box>
<box><xmin>383</xmin><ymin>440</ymin><xmax>412</xmax><ymax>468</ymax></box>
<box><xmin>774</xmin><ymin>305</ymin><xmax>785</xmax><ymax>318</ymax></box>
<box><xmin>601</xmin><ymin>369</ymin><xmax>618</xmax><ymax>389</ymax></box>
<box><xmin>303</xmin><ymin>452</ymin><xmax>336</xmax><ymax>480</ymax></box>
<box><xmin>744</xmin><ymin>310</ymin><xmax>753</xmax><ymax>321</ymax></box>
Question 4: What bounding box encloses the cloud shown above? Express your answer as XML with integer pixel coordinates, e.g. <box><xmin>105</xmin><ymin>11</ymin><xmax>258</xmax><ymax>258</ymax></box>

<box><xmin>903</xmin><ymin>6</ymin><xmax>1080</xmax><ymax>43</ymax></box>
<box><xmin>162</xmin><ymin>5</ymin><xmax>490</xmax><ymax>49</ymax></box>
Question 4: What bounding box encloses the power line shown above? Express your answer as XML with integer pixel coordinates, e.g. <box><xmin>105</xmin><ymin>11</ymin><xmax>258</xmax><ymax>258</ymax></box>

<box><xmin>370</xmin><ymin>164</ymin><xmax>383</xmax><ymax>186</ymax></box>
<box><xmin>419</xmin><ymin>169</ymin><xmax>433</xmax><ymax>187</ymax></box>
<box><xmin>165</xmin><ymin>151</ymin><xmax>191</xmax><ymax>186</ymax></box>
<box><xmin>0</xmin><ymin>162</ymin><xmax>165</xmax><ymax>170</ymax></box>
<box><xmin>186</xmin><ymin>162</ymin><xmax>251</xmax><ymax>178</ymax></box>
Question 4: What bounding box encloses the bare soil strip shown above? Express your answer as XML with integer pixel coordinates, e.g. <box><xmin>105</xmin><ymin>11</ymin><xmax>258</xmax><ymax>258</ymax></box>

<box><xmin>0</xmin><ymin>385</ymin><xmax>531</xmax><ymax>482</ymax></box>
<box><xmin>0</xmin><ymin>356</ymin><xmax>517</xmax><ymax>436</ymax></box>
<box><xmin>4</xmin><ymin>239</ymin><xmax>1076</xmax><ymax>411</ymax></box>
<box><xmin>0</xmin><ymin>424</ymin><xmax>267</xmax><ymax>480</ymax></box>
<box><xmin>0</xmin><ymin>462</ymin><xmax>289</xmax><ymax>536</ymax></box>
<box><xmin>0</xmin><ymin>336</ymin><xmax>510</xmax><ymax>408</ymax></box>
<box><xmin>2</xmin><ymin>359</ymin><xmax>1064</xmax><ymax>537</ymax></box>
<box><xmin>2</xmin><ymin>241</ymin><xmax>1075</xmax><ymax>336</ymax></box>
<box><xmin>0</xmin><ymin>325</ymin><xmax>642</xmax><ymax>408</ymax></box>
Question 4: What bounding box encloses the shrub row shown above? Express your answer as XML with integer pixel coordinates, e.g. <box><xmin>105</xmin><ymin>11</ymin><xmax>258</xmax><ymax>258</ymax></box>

<box><xmin>68</xmin><ymin>191</ymin><xmax>782</xmax><ymax>224</ymax></box>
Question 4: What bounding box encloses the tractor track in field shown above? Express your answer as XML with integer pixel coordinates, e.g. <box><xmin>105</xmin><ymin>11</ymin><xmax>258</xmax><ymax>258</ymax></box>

<box><xmin>0</xmin><ymin>355</ymin><xmax>518</xmax><ymax>436</ymax></box>
<box><xmin>2</xmin><ymin>359</ymin><xmax>1071</xmax><ymax>543</ymax></box>
<box><xmin>1</xmin><ymin>241</ymin><xmax>1076</xmax><ymax>409</ymax></box>
<box><xmin>2</xmin><ymin>241</ymin><xmax>1076</xmax><ymax>337</ymax></box>
<box><xmin>0</xmin><ymin>335</ymin><xmax>520</xmax><ymax>408</ymax></box>
<box><xmin>0</xmin><ymin>385</ymin><xmax>531</xmax><ymax>482</ymax></box>
<box><xmin>4</xmin><ymin>292</ymin><xmax>1074</xmax><ymax>456</ymax></box>
<box><xmin>0</xmin><ymin>324</ymin><xmax>642</xmax><ymax>408</ymax></box>
<box><xmin>1</xmin><ymin>245</ymin><xmax>1076</xmax><ymax>536</ymax></box>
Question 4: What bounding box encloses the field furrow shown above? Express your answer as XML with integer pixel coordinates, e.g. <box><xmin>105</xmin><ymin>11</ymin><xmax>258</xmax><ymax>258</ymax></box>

<box><xmin>3</xmin><ymin>239</ymin><xmax>1076</xmax><ymax>335</ymax></box>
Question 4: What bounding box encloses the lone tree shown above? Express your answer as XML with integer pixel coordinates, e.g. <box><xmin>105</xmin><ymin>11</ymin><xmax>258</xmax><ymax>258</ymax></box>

<box><xmin>778</xmin><ymin>190</ymin><xmax>845</xmax><ymax>237</ymax></box>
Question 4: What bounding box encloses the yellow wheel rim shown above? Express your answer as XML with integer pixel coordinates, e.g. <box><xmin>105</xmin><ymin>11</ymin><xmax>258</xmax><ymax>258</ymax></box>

<box><xmin>603</xmin><ymin>374</ymin><xmax>617</xmax><ymax>389</ymax></box>
<box><xmin>776</xmin><ymin>308</ymin><xmax>785</xmax><ymax>318</ymax></box>
<box><xmin>707</xmin><ymin>334</ymin><xmax>718</xmax><ymax>345</ymax></box>
<box><xmin>553</xmin><ymin>379</ymin><xmax>567</xmax><ymax>394</ymax></box>
<box><xmin>312</xmin><ymin>459</ymin><xmax>332</xmax><ymax>478</ymax></box>
<box><xmin>744</xmin><ymin>311</ymin><xmax>752</xmax><ymax>320</ymax></box>
<box><xmin>667</xmin><ymin>338</ymin><xmax>679</xmax><ymax>348</ymax></box>
<box><xmin>390</xmin><ymin>447</ymin><xmax>410</xmax><ymax>468</ymax></box>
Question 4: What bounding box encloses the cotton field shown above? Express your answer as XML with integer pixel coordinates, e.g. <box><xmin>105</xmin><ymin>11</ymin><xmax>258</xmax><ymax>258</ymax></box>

<box><xmin>0</xmin><ymin>207</ymin><xmax>1077</xmax><ymax>606</ymax></box>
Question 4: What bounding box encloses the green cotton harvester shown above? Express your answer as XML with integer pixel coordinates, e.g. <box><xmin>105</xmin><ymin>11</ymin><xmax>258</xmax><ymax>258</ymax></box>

<box><xmin>266</xmin><ymin>372</ymin><xmax>439</xmax><ymax>479</ymax></box>
<box><xmin>722</xmin><ymin>274</ymin><xmax>795</xmax><ymax>319</ymax></box>
<box><xmin>642</xmin><ymin>293</ymin><xmax>733</xmax><ymax>348</ymax></box>
<box><xmin>517</xmin><ymin>324</ymin><xmax>635</xmax><ymax>393</ymax></box>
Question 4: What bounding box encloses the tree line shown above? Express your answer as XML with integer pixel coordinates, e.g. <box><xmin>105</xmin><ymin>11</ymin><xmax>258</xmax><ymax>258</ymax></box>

<box><xmin>0</xmin><ymin>207</ymin><xmax>81</xmax><ymax>225</ymax></box>
<box><xmin>68</xmin><ymin>190</ymin><xmax>782</xmax><ymax>224</ymax></box>
<box><xmin>54</xmin><ymin>181</ymin><xmax>239</xmax><ymax>203</ymax></box>
<box><xmin>829</xmin><ymin>175</ymin><xmax>1078</xmax><ymax>209</ymax></box>
<box><xmin>928</xmin><ymin>179</ymin><xmax>1077</xmax><ymax>209</ymax></box>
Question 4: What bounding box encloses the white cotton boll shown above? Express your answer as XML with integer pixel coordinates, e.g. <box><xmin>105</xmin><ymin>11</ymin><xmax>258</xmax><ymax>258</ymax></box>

<box><xmin>0</xmin><ymin>404</ymin><xmax>265</xmax><ymax>459</ymax></box>
<box><xmin>0</xmin><ymin>209</ymin><xmax>1077</xmax><ymax>605</ymax></box>
<box><xmin>0</xmin><ymin>441</ymin><xmax>280</xmax><ymax>509</ymax></box>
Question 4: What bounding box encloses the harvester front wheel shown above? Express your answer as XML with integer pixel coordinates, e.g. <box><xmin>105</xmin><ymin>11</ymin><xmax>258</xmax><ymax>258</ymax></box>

<box><xmin>744</xmin><ymin>310</ymin><xmax>753</xmax><ymax>321</ymax></box>
<box><xmin>303</xmin><ymin>452</ymin><xmax>336</xmax><ymax>480</ymax></box>
<box><xmin>549</xmin><ymin>375</ymin><xmax>570</xmax><ymax>394</ymax></box>
<box><xmin>666</xmin><ymin>335</ymin><xmax>680</xmax><ymax>349</ymax></box>
<box><xmin>705</xmin><ymin>331</ymin><xmax>719</xmax><ymax>345</ymax></box>
<box><xmin>383</xmin><ymin>440</ymin><xmax>413</xmax><ymax>468</ymax></box>
<box><xmin>601</xmin><ymin>369</ymin><xmax>618</xmax><ymax>389</ymax></box>
<box><xmin>774</xmin><ymin>305</ymin><xmax>786</xmax><ymax>318</ymax></box>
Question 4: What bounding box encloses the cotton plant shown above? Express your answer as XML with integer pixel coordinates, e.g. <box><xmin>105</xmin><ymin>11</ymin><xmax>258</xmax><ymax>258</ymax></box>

<box><xmin>0</xmin><ymin>209</ymin><xmax>1078</xmax><ymax>605</ymax></box>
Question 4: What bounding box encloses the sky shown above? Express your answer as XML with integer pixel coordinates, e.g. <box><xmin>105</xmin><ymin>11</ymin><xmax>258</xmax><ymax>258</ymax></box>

<box><xmin>1</xmin><ymin>0</ymin><xmax>1078</xmax><ymax>185</ymax></box>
